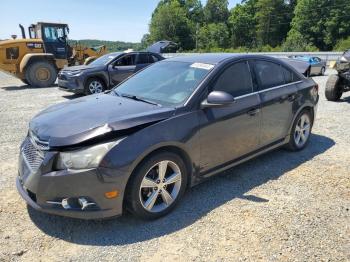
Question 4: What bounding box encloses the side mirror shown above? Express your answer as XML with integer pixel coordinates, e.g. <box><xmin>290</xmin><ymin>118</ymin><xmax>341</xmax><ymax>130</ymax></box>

<box><xmin>201</xmin><ymin>91</ymin><xmax>235</xmax><ymax>109</ymax></box>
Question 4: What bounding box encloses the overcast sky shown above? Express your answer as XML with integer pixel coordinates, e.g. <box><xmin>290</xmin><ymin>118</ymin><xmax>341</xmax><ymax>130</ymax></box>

<box><xmin>0</xmin><ymin>0</ymin><xmax>240</xmax><ymax>42</ymax></box>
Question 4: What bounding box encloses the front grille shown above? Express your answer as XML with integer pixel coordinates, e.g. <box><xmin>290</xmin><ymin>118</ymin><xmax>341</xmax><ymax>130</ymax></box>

<box><xmin>22</xmin><ymin>134</ymin><xmax>49</xmax><ymax>172</ymax></box>
<box><xmin>30</xmin><ymin>133</ymin><xmax>49</xmax><ymax>151</ymax></box>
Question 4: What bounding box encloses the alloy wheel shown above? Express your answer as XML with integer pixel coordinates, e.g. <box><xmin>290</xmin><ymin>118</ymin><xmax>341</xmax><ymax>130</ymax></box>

<box><xmin>294</xmin><ymin>113</ymin><xmax>311</xmax><ymax>148</ymax></box>
<box><xmin>88</xmin><ymin>81</ymin><xmax>103</xmax><ymax>94</ymax></box>
<box><xmin>139</xmin><ymin>160</ymin><xmax>182</xmax><ymax>213</ymax></box>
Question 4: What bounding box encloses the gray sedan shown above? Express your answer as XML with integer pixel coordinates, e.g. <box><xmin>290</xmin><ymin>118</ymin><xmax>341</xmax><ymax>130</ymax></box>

<box><xmin>17</xmin><ymin>54</ymin><xmax>319</xmax><ymax>220</ymax></box>
<box><xmin>288</xmin><ymin>55</ymin><xmax>326</xmax><ymax>76</ymax></box>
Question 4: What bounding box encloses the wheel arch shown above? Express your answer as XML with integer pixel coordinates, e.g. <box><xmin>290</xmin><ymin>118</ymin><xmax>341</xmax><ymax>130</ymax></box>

<box><xmin>288</xmin><ymin>105</ymin><xmax>315</xmax><ymax>135</ymax></box>
<box><xmin>132</xmin><ymin>145</ymin><xmax>192</xmax><ymax>185</ymax></box>
<box><xmin>20</xmin><ymin>53</ymin><xmax>56</xmax><ymax>73</ymax></box>
<box><xmin>122</xmin><ymin>144</ymin><xmax>193</xmax><ymax>210</ymax></box>
<box><xmin>84</xmin><ymin>74</ymin><xmax>108</xmax><ymax>89</ymax></box>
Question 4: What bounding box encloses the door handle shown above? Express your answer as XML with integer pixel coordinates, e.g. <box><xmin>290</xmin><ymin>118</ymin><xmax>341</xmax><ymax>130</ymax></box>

<box><xmin>279</xmin><ymin>94</ymin><xmax>296</xmax><ymax>103</ymax></box>
<box><xmin>287</xmin><ymin>94</ymin><xmax>297</xmax><ymax>102</ymax></box>
<box><xmin>247</xmin><ymin>108</ymin><xmax>260</xmax><ymax>116</ymax></box>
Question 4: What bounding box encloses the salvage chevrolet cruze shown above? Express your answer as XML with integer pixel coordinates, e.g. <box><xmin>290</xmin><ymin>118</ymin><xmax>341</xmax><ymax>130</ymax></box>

<box><xmin>17</xmin><ymin>54</ymin><xmax>319</xmax><ymax>220</ymax></box>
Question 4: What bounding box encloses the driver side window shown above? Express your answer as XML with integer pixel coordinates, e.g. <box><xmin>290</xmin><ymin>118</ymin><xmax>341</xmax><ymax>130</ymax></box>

<box><xmin>213</xmin><ymin>61</ymin><xmax>254</xmax><ymax>97</ymax></box>
<box><xmin>115</xmin><ymin>54</ymin><xmax>136</xmax><ymax>66</ymax></box>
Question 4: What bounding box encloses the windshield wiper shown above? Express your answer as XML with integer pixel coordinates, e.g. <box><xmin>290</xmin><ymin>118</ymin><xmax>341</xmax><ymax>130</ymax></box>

<box><xmin>119</xmin><ymin>93</ymin><xmax>160</xmax><ymax>106</ymax></box>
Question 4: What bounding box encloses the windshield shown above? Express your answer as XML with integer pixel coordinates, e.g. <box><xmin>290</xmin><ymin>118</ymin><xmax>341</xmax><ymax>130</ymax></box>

<box><xmin>90</xmin><ymin>53</ymin><xmax>121</xmax><ymax>66</ymax></box>
<box><xmin>114</xmin><ymin>61</ymin><xmax>213</xmax><ymax>107</ymax></box>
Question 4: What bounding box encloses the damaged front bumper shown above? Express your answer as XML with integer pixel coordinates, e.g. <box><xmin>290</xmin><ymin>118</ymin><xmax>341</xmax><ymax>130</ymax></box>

<box><xmin>17</xmin><ymin>138</ymin><xmax>129</xmax><ymax>220</ymax></box>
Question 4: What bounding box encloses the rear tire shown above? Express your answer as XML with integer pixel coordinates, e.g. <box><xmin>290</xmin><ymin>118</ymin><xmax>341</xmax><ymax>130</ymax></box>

<box><xmin>126</xmin><ymin>151</ymin><xmax>188</xmax><ymax>220</ymax></box>
<box><xmin>325</xmin><ymin>74</ymin><xmax>343</xmax><ymax>101</ymax></box>
<box><xmin>25</xmin><ymin>61</ymin><xmax>57</xmax><ymax>87</ymax></box>
<box><xmin>84</xmin><ymin>78</ymin><xmax>105</xmax><ymax>95</ymax></box>
<box><xmin>285</xmin><ymin>110</ymin><xmax>313</xmax><ymax>151</ymax></box>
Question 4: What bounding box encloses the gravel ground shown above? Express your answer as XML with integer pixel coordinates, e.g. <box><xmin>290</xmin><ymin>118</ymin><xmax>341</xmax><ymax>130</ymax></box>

<box><xmin>0</xmin><ymin>70</ymin><xmax>349</xmax><ymax>262</ymax></box>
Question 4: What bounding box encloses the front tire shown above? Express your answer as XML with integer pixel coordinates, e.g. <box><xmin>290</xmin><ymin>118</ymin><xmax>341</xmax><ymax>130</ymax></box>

<box><xmin>84</xmin><ymin>78</ymin><xmax>105</xmax><ymax>95</ymax></box>
<box><xmin>25</xmin><ymin>61</ymin><xmax>57</xmax><ymax>87</ymax></box>
<box><xmin>325</xmin><ymin>75</ymin><xmax>343</xmax><ymax>101</ymax></box>
<box><xmin>285</xmin><ymin>110</ymin><xmax>313</xmax><ymax>151</ymax></box>
<box><xmin>126</xmin><ymin>151</ymin><xmax>188</xmax><ymax>220</ymax></box>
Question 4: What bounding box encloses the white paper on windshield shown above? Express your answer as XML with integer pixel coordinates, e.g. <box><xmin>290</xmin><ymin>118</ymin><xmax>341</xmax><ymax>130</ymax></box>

<box><xmin>190</xmin><ymin>63</ymin><xmax>214</xmax><ymax>70</ymax></box>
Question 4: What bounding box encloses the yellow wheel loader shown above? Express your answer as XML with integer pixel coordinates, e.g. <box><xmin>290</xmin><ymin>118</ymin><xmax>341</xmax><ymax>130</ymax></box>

<box><xmin>0</xmin><ymin>22</ymin><xmax>107</xmax><ymax>87</ymax></box>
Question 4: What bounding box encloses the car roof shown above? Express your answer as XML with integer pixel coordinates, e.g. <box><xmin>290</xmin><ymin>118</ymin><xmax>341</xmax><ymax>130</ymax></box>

<box><xmin>163</xmin><ymin>54</ymin><xmax>309</xmax><ymax>75</ymax></box>
<box><xmin>166</xmin><ymin>53</ymin><xmax>241</xmax><ymax>64</ymax></box>
<box><xmin>112</xmin><ymin>51</ymin><xmax>161</xmax><ymax>55</ymax></box>
<box><xmin>102</xmin><ymin>51</ymin><xmax>159</xmax><ymax>57</ymax></box>
<box><xmin>107</xmin><ymin>52</ymin><xmax>123</xmax><ymax>56</ymax></box>
<box><xmin>165</xmin><ymin>53</ymin><xmax>288</xmax><ymax>64</ymax></box>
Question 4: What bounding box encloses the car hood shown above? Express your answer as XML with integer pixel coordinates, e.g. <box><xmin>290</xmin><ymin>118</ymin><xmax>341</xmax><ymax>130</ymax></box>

<box><xmin>61</xmin><ymin>65</ymin><xmax>89</xmax><ymax>71</ymax></box>
<box><xmin>61</xmin><ymin>64</ymin><xmax>104</xmax><ymax>72</ymax></box>
<box><xmin>29</xmin><ymin>94</ymin><xmax>175</xmax><ymax>147</ymax></box>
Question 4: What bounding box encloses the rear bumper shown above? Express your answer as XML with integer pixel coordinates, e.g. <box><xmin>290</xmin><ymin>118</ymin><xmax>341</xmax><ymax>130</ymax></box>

<box><xmin>17</xmin><ymin>148</ymin><xmax>129</xmax><ymax>220</ymax></box>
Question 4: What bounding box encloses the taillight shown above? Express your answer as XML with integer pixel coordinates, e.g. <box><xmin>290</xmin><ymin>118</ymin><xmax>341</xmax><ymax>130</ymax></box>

<box><xmin>314</xmin><ymin>84</ymin><xmax>319</xmax><ymax>93</ymax></box>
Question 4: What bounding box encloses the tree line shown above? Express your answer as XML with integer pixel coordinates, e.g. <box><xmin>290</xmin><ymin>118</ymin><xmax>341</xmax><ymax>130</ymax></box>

<box><xmin>68</xmin><ymin>39</ymin><xmax>142</xmax><ymax>52</ymax></box>
<box><xmin>141</xmin><ymin>0</ymin><xmax>350</xmax><ymax>52</ymax></box>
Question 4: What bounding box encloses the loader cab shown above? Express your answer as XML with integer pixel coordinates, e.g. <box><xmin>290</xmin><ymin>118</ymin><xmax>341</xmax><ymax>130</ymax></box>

<box><xmin>30</xmin><ymin>22</ymin><xmax>69</xmax><ymax>59</ymax></box>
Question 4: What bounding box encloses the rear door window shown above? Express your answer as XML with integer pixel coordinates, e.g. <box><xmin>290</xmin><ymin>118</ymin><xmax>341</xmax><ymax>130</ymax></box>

<box><xmin>150</xmin><ymin>55</ymin><xmax>160</xmax><ymax>63</ymax></box>
<box><xmin>281</xmin><ymin>66</ymin><xmax>301</xmax><ymax>84</ymax></box>
<box><xmin>136</xmin><ymin>53</ymin><xmax>149</xmax><ymax>64</ymax></box>
<box><xmin>212</xmin><ymin>61</ymin><xmax>254</xmax><ymax>97</ymax></box>
<box><xmin>254</xmin><ymin>60</ymin><xmax>285</xmax><ymax>90</ymax></box>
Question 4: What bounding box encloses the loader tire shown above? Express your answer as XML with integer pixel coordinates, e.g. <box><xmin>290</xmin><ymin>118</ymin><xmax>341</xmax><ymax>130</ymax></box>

<box><xmin>325</xmin><ymin>74</ymin><xmax>342</xmax><ymax>101</ymax></box>
<box><xmin>25</xmin><ymin>61</ymin><xmax>57</xmax><ymax>87</ymax></box>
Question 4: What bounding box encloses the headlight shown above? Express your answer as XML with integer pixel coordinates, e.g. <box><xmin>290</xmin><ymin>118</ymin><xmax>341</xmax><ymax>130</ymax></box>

<box><xmin>55</xmin><ymin>139</ymin><xmax>124</xmax><ymax>170</ymax></box>
<box><xmin>67</xmin><ymin>70</ymin><xmax>83</xmax><ymax>76</ymax></box>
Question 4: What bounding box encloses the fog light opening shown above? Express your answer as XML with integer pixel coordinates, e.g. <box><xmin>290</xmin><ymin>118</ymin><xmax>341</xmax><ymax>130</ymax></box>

<box><xmin>62</xmin><ymin>198</ymin><xmax>71</xmax><ymax>209</ymax></box>
<box><xmin>47</xmin><ymin>197</ymin><xmax>97</xmax><ymax>210</ymax></box>
<box><xmin>78</xmin><ymin>197</ymin><xmax>96</xmax><ymax>210</ymax></box>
